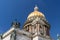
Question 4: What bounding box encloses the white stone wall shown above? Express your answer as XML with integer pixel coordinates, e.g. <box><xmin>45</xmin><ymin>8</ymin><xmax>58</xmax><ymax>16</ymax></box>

<box><xmin>33</xmin><ymin>36</ymin><xmax>43</xmax><ymax>40</ymax></box>
<box><xmin>3</xmin><ymin>34</ymin><xmax>11</xmax><ymax>40</ymax></box>
<box><xmin>33</xmin><ymin>36</ymin><xmax>51</xmax><ymax>40</ymax></box>
<box><xmin>16</xmin><ymin>34</ymin><xmax>31</xmax><ymax>40</ymax></box>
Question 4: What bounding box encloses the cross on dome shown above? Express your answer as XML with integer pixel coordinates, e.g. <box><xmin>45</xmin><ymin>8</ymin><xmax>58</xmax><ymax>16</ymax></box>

<box><xmin>34</xmin><ymin>5</ymin><xmax>38</xmax><ymax>11</ymax></box>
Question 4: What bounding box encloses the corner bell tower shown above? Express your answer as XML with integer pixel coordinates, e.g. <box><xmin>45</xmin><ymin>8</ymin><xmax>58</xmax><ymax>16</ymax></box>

<box><xmin>23</xmin><ymin>5</ymin><xmax>52</xmax><ymax>40</ymax></box>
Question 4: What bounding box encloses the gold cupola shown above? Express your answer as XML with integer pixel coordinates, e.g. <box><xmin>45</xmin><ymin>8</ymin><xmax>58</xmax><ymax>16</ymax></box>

<box><xmin>27</xmin><ymin>5</ymin><xmax>45</xmax><ymax>19</ymax></box>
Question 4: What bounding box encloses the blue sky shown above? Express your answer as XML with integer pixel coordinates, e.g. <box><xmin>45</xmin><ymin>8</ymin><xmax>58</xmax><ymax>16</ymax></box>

<box><xmin>0</xmin><ymin>0</ymin><xmax>60</xmax><ymax>40</ymax></box>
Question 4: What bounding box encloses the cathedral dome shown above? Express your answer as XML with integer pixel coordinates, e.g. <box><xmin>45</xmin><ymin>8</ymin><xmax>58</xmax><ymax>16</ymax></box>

<box><xmin>27</xmin><ymin>6</ymin><xmax>45</xmax><ymax>19</ymax></box>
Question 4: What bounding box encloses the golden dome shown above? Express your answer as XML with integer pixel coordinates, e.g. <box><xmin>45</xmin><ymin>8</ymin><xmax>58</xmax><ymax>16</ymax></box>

<box><xmin>27</xmin><ymin>5</ymin><xmax>45</xmax><ymax>19</ymax></box>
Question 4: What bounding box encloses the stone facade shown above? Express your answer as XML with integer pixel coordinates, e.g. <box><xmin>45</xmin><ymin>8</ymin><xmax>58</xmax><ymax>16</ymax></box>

<box><xmin>0</xmin><ymin>6</ymin><xmax>52</xmax><ymax>40</ymax></box>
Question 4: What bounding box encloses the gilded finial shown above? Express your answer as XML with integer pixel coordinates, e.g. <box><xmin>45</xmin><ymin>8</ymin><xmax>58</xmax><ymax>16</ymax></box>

<box><xmin>34</xmin><ymin>5</ymin><xmax>38</xmax><ymax>11</ymax></box>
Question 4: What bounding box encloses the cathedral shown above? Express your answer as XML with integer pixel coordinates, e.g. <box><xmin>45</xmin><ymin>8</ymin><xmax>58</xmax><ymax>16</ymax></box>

<box><xmin>0</xmin><ymin>6</ymin><xmax>52</xmax><ymax>40</ymax></box>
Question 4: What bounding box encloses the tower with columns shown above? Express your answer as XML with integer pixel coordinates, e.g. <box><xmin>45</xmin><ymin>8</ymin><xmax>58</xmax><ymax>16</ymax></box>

<box><xmin>23</xmin><ymin>5</ymin><xmax>51</xmax><ymax>40</ymax></box>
